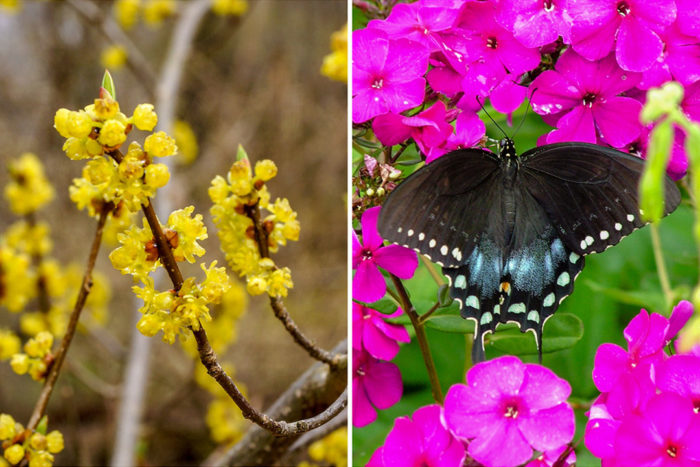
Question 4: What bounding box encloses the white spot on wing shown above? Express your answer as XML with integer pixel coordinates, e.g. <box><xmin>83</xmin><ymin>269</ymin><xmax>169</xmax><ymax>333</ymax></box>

<box><xmin>527</xmin><ymin>311</ymin><xmax>540</xmax><ymax>323</ymax></box>
<box><xmin>557</xmin><ymin>271</ymin><xmax>570</xmax><ymax>286</ymax></box>
<box><xmin>466</xmin><ymin>295</ymin><xmax>480</xmax><ymax>309</ymax></box>
<box><xmin>480</xmin><ymin>312</ymin><xmax>493</xmax><ymax>325</ymax></box>
<box><xmin>585</xmin><ymin>235</ymin><xmax>594</xmax><ymax>246</ymax></box>
<box><xmin>418</xmin><ymin>233</ymin><xmax>425</xmax><ymax>241</ymax></box>
<box><xmin>429</xmin><ymin>239</ymin><xmax>436</xmax><ymax>248</ymax></box>
<box><xmin>614</xmin><ymin>222</ymin><xmax>622</xmax><ymax>231</ymax></box>
<box><xmin>600</xmin><ymin>230</ymin><xmax>609</xmax><ymax>240</ymax></box>
<box><xmin>407</xmin><ymin>229</ymin><xmax>414</xmax><ymax>237</ymax></box>
<box><xmin>454</xmin><ymin>275</ymin><xmax>467</xmax><ymax>289</ymax></box>
<box><xmin>543</xmin><ymin>292</ymin><xmax>555</xmax><ymax>307</ymax></box>
<box><xmin>440</xmin><ymin>245</ymin><xmax>448</xmax><ymax>256</ymax></box>
<box><xmin>508</xmin><ymin>303</ymin><xmax>526</xmax><ymax>314</ymax></box>
<box><xmin>452</xmin><ymin>248</ymin><xmax>462</xmax><ymax>261</ymax></box>
<box><xmin>627</xmin><ymin>214</ymin><xmax>634</xmax><ymax>222</ymax></box>
<box><xmin>580</xmin><ymin>239</ymin><xmax>587</xmax><ymax>250</ymax></box>
<box><xmin>569</xmin><ymin>252</ymin><xmax>580</xmax><ymax>264</ymax></box>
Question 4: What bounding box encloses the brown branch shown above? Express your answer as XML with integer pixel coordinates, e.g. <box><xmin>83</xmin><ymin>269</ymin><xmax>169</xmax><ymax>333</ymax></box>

<box><xmin>26</xmin><ymin>205</ymin><xmax>110</xmax><ymax>430</ymax></box>
<box><xmin>193</xmin><ymin>328</ymin><xmax>347</xmax><ymax>436</ymax></box>
<box><xmin>108</xmin><ymin>149</ymin><xmax>346</xmax><ymax>434</ymax></box>
<box><xmin>243</xmin><ymin>199</ymin><xmax>346</xmax><ymax>370</ymax></box>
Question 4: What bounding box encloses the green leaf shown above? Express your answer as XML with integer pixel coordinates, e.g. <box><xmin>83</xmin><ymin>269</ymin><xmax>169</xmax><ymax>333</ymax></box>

<box><xmin>487</xmin><ymin>313</ymin><xmax>583</xmax><ymax>356</ymax></box>
<box><xmin>365</xmin><ymin>298</ymin><xmax>399</xmax><ymax>315</ymax></box>
<box><xmin>437</xmin><ymin>284</ymin><xmax>452</xmax><ymax>306</ymax></box>
<box><xmin>101</xmin><ymin>70</ymin><xmax>116</xmax><ymax>99</ymax></box>
<box><xmin>584</xmin><ymin>280</ymin><xmax>667</xmax><ymax>312</ymax></box>
<box><xmin>424</xmin><ymin>314</ymin><xmax>475</xmax><ymax>333</ymax></box>
<box><xmin>236</xmin><ymin>144</ymin><xmax>249</xmax><ymax>161</ymax></box>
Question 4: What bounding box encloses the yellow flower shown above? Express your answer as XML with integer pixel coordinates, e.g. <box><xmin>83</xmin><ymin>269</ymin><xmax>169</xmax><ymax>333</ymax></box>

<box><xmin>173</xmin><ymin>120</ymin><xmax>198</xmax><ymax>164</ymax></box>
<box><xmin>208</xmin><ymin>176</ymin><xmax>230</xmax><ymax>204</ymax></box>
<box><xmin>10</xmin><ymin>353</ymin><xmax>29</xmax><ymax>375</ymax></box>
<box><xmin>320</xmin><ymin>24</ymin><xmax>347</xmax><ymax>82</ymax></box>
<box><xmin>168</xmin><ymin>206</ymin><xmax>208</xmax><ymax>263</ymax></box>
<box><xmin>94</xmin><ymin>96</ymin><xmax>120</xmax><ymax>120</ymax></box>
<box><xmin>246</xmin><ymin>275</ymin><xmax>267</xmax><ymax>295</ymax></box>
<box><xmin>0</xmin><ymin>246</ymin><xmax>34</xmax><ymax>312</ymax></box>
<box><xmin>227</xmin><ymin>159</ymin><xmax>253</xmax><ymax>197</ymax></box>
<box><xmin>46</xmin><ymin>431</ymin><xmax>64</xmax><ymax>454</ymax></box>
<box><xmin>66</xmin><ymin>110</ymin><xmax>94</xmax><ymax>138</ymax></box>
<box><xmin>5</xmin><ymin>153</ymin><xmax>55</xmax><ymax>215</ymax></box>
<box><xmin>132</xmin><ymin>103</ymin><xmax>158</xmax><ymax>131</ymax></box>
<box><xmin>29</xmin><ymin>433</ymin><xmax>47</xmax><ymax>451</ymax></box>
<box><xmin>144</xmin><ymin>131</ymin><xmax>177</xmax><ymax>157</ymax></box>
<box><xmin>99</xmin><ymin>119</ymin><xmax>127</xmax><ymax>147</ymax></box>
<box><xmin>3</xmin><ymin>444</ymin><xmax>24</xmax><ymax>465</ymax></box>
<box><xmin>27</xmin><ymin>450</ymin><xmax>53</xmax><ymax>467</ymax></box>
<box><xmin>114</xmin><ymin>0</ymin><xmax>140</xmax><ymax>30</ymax></box>
<box><xmin>254</xmin><ymin>160</ymin><xmax>277</xmax><ymax>182</ymax></box>
<box><xmin>145</xmin><ymin>163</ymin><xmax>170</xmax><ymax>189</ymax></box>
<box><xmin>268</xmin><ymin>267</ymin><xmax>293</xmax><ymax>297</ymax></box>
<box><xmin>205</xmin><ymin>397</ymin><xmax>246</xmax><ymax>444</ymax></box>
<box><xmin>0</xmin><ymin>330</ymin><xmax>20</xmax><ymax>360</ymax></box>
<box><xmin>142</xmin><ymin>0</ymin><xmax>176</xmax><ymax>26</ymax></box>
<box><xmin>101</xmin><ymin>44</ymin><xmax>128</xmax><ymax>70</ymax></box>
<box><xmin>0</xmin><ymin>414</ymin><xmax>16</xmax><ymax>440</ymax></box>
<box><xmin>62</xmin><ymin>137</ymin><xmax>102</xmax><ymax>161</ymax></box>
<box><xmin>24</xmin><ymin>331</ymin><xmax>53</xmax><ymax>358</ymax></box>
<box><xmin>211</xmin><ymin>0</ymin><xmax>248</xmax><ymax>16</ymax></box>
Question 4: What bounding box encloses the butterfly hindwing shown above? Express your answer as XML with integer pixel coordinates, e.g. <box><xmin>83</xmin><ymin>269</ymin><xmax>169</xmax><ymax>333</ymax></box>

<box><xmin>378</xmin><ymin>148</ymin><xmax>504</xmax><ymax>267</ymax></box>
<box><xmin>520</xmin><ymin>143</ymin><xmax>681</xmax><ymax>255</ymax></box>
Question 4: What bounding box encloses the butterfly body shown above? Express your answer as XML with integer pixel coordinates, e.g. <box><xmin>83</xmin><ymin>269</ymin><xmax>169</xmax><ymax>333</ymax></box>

<box><xmin>378</xmin><ymin>139</ymin><xmax>680</xmax><ymax>363</ymax></box>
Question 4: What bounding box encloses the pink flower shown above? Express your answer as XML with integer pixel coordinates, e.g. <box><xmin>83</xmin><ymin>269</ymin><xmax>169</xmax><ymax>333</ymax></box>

<box><xmin>496</xmin><ymin>0</ymin><xmax>572</xmax><ymax>48</ymax></box>
<box><xmin>427</xmin><ymin>111</ymin><xmax>485</xmax><ymax>163</ymax></box>
<box><xmin>530</xmin><ymin>50</ymin><xmax>642</xmax><ymax>146</ymax></box>
<box><xmin>614</xmin><ymin>393</ymin><xmax>700</xmax><ymax>465</ymax></box>
<box><xmin>677</xmin><ymin>0</ymin><xmax>700</xmax><ymax>37</ymax></box>
<box><xmin>444</xmin><ymin>356</ymin><xmax>575</xmax><ymax>467</ymax></box>
<box><xmin>352</xmin><ymin>206</ymin><xmax>418</xmax><ymax>303</ymax></box>
<box><xmin>639</xmin><ymin>22</ymin><xmax>700</xmax><ymax>89</ymax></box>
<box><xmin>372</xmin><ymin>101</ymin><xmax>454</xmax><ymax>159</ymax></box>
<box><xmin>352</xmin><ymin>302</ymin><xmax>410</xmax><ymax>361</ymax></box>
<box><xmin>525</xmin><ymin>445</ymin><xmax>576</xmax><ymax>467</ymax></box>
<box><xmin>352</xmin><ymin>28</ymin><xmax>430</xmax><ymax>123</ymax></box>
<box><xmin>368</xmin><ymin>405</ymin><xmax>466</xmax><ymax>467</ymax></box>
<box><xmin>656</xmin><ymin>354</ymin><xmax>700</xmax><ymax>408</ymax></box>
<box><xmin>367</xmin><ymin>2</ymin><xmax>461</xmax><ymax>53</ymax></box>
<box><xmin>666</xmin><ymin>300</ymin><xmax>694</xmax><ymax>345</ymax></box>
<box><xmin>353</xmin><ymin>348</ymin><xmax>403</xmax><ymax>427</ymax></box>
<box><xmin>569</xmin><ymin>0</ymin><xmax>677</xmax><ymax>72</ymax></box>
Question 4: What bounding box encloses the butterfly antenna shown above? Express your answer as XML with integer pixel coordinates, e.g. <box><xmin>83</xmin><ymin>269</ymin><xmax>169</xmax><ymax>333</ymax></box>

<box><xmin>476</xmin><ymin>95</ymin><xmax>509</xmax><ymax>139</ymax></box>
<box><xmin>513</xmin><ymin>88</ymin><xmax>536</xmax><ymax>139</ymax></box>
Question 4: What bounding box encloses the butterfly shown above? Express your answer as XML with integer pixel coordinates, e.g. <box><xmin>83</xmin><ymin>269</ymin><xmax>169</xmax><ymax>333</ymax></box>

<box><xmin>377</xmin><ymin>138</ymin><xmax>681</xmax><ymax>363</ymax></box>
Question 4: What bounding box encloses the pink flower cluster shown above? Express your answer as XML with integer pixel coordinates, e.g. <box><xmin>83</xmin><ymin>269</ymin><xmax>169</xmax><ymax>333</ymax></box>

<box><xmin>352</xmin><ymin>0</ymin><xmax>700</xmax><ymax>176</ymax></box>
<box><xmin>585</xmin><ymin>301</ymin><xmax>700</xmax><ymax>465</ymax></box>
<box><xmin>352</xmin><ymin>207</ymin><xmax>416</xmax><ymax>427</ymax></box>
<box><xmin>369</xmin><ymin>356</ymin><xmax>576</xmax><ymax>467</ymax></box>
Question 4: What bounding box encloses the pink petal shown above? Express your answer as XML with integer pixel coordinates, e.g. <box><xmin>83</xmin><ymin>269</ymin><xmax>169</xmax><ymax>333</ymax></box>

<box><xmin>520</xmin><ymin>364</ymin><xmax>572</xmax><ymax>411</ymax></box>
<box><xmin>365</xmin><ymin>358</ymin><xmax>403</xmax><ymax>409</ymax></box>
<box><xmin>381</xmin><ymin>77</ymin><xmax>428</xmax><ymax>115</ymax></box>
<box><xmin>352</xmin><ymin>230</ymin><xmax>363</xmax><ymax>268</ymax></box>
<box><xmin>491</xmin><ymin>77</ymin><xmax>528</xmax><ymax>114</ymax></box>
<box><xmin>352</xmin><ymin>303</ymin><xmax>363</xmax><ymax>350</ymax></box>
<box><xmin>592</xmin><ymin>343</ymin><xmax>629</xmax><ymax>392</ymax></box>
<box><xmin>677</xmin><ymin>0</ymin><xmax>700</xmax><ymax>36</ymax></box>
<box><xmin>374</xmin><ymin>317</ymin><xmax>410</xmax><ymax>343</ymax></box>
<box><xmin>469</xmin><ymin>355</ymin><xmax>526</xmax><ymax>397</ymax></box>
<box><xmin>444</xmin><ymin>384</ymin><xmax>501</xmax><ymax>439</ymax></box>
<box><xmin>353</xmin><ymin>377</ymin><xmax>377</xmax><ymax>427</ymax></box>
<box><xmin>570</xmin><ymin>11</ymin><xmax>619</xmax><ymax>61</ymax></box>
<box><xmin>530</xmin><ymin>70</ymin><xmax>581</xmax><ymax>116</ymax></box>
<box><xmin>364</xmin><ymin>319</ymin><xmax>401</xmax><ymax>360</ymax></box>
<box><xmin>519</xmin><ymin>403</ymin><xmax>575</xmax><ymax>451</ymax></box>
<box><xmin>361</xmin><ymin>206</ymin><xmax>383</xmax><ymax>250</ymax></box>
<box><xmin>496</xmin><ymin>35</ymin><xmax>542</xmax><ymax>75</ymax></box>
<box><xmin>437</xmin><ymin>439</ymin><xmax>467</xmax><ymax>467</ymax></box>
<box><xmin>384</xmin><ymin>38</ymin><xmax>431</xmax><ymax>83</ymax></box>
<box><xmin>427</xmin><ymin>63</ymin><xmax>463</xmax><ymax>98</ymax></box>
<box><xmin>656</xmin><ymin>354</ymin><xmax>700</xmax><ymax>400</ymax></box>
<box><xmin>546</xmin><ymin>105</ymin><xmax>596</xmax><ymax>144</ymax></box>
<box><xmin>614</xmin><ymin>413</ymin><xmax>664</xmax><ymax>465</ymax></box>
<box><xmin>667</xmin><ymin>300</ymin><xmax>694</xmax><ymax>343</ymax></box>
<box><xmin>353</xmin><ymin>260</ymin><xmax>387</xmax><ymax>303</ymax></box>
<box><xmin>373</xmin><ymin>113</ymin><xmax>413</xmax><ymax>147</ymax></box>
<box><xmin>585</xmin><ymin>416</ymin><xmax>620</xmax><ymax>459</ymax></box>
<box><xmin>353</xmin><ymin>29</ymin><xmax>389</xmax><ymax>74</ymax></box>
<box><xmin>367</xmin><ymin>447</ymin><xmax>384</xmax><ymax>467</ymax></box>
<box><xmin>352</xmin><ymin>89</ymin><xmax>390</xmax><ymax>124</ymax></box>
<box><xmin>469</xmin><ymin>418</ymin><xmax>533</xmax><ymax>467</ymax></box>
<box><xmin>593</xmin><ymin>96</ymin><xmax>643</xmax><ymax>147</ymax></box>
<box><xmin>382</xmin><ymin>417</ymin><xmax>423</xmax><ymax>466</ymax></box>
<box><xmin>644</xmin><ymin>393</ymin><xmax>693</xmax><ymax>444</ymax></box>
<box><xmin>374</xmin><ymin>244</ymin><xmax>418</xmax><ymax>279</ymax></box>
<box><xmin>616</xmin><ymin>17</ymin><xmax>664</xmax><ymax>72</ymax></box>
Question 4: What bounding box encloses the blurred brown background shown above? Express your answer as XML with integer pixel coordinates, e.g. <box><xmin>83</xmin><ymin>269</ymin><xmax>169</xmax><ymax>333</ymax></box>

<box><xmin>0</xmin><ymin>0</ymin><xmax>347</xmax><ymax>464</ymax></box>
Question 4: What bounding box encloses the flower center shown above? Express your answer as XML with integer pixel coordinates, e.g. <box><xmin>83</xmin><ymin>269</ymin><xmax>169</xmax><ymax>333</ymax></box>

<box><xmin>486</xmin><ymin>36</ymin><xmax>498</xmax><ymax>49</ymax></box>
<box><xmin>504</xmin><ymin>405</ymin><xmax>519</xmax><ymax>418</ymax></box>
<box><xmin>617</xmin><ymin>1</ymin><xmax>631</xmax><ymax>16</ymax></box>
<box><xmin>666</xmin><ymin>444</ymin><xmax>678</xmax><ymax>458</ymax></box>
<box><xmin>582</xmin><ymin>92</ymin><xmax>597</xmax><ymax>108</ymax></box>
<box><xmin>543</xmin><ymin>0</ymin><xmax>554</xmax><ymax>11</ymax></box>
<box><xmin>362</xmin><ymin>248</ymin><xmax>373</xmax><ymax>261</ymax></box>
<box><xmin>371</xmin><ymin>78</ymin><xmax>384</xmax><ymax>90</ymax></box>
<box><xmin>694</xmin><ymin>400</ymin><xmax>700</xmax><ymax>414</ymax></box>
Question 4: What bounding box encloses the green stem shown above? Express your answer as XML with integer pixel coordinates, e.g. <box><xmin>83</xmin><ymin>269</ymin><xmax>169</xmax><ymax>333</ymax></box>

<box><xmin>390</xmin><ymin>274</ymin><xmax>443</xmax><ymax>404</ymax></box>
<box><xmin>421</xmin><ymin>255</ymin><xmax>444</xmax><ymax>286</ymax></box>
<box><xmin>650</xmin><ymin>223</ymin><xmax>672</xmax><ymax>310</ymax></box>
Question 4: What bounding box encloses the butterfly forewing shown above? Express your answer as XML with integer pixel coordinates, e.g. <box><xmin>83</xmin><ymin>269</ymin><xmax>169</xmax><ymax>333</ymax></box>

<box><xmin>378</xmin><ymin>148</ymin><xmax>503</xmax><ymax>267</ymax></box>
<box><xmin>520</xmin><ymin>143</ymin><xmax>681</xmax><ymax>255</ymax></box>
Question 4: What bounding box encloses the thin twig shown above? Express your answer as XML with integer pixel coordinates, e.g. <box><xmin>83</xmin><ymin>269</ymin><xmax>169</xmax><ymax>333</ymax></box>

<box><xmin>390</xmin><ymin>274</ymin><xmax>443</xmax><ymax>404</ymax></box>
<box><xmin>243</xmin><ymin>199</ymin><xmax>346</xmax><ymax>369</ymax></box>
<box><xmin>26</xmin><ymin>205</ymin><xmax>110</xmax><ymax>430</ymax></box>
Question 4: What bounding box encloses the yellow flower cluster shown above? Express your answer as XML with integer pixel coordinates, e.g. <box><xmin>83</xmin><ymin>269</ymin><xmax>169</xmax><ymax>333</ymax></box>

<box><xmin>210</xmin><ymin>0</ymin><xmax>248</xmax><ymax>16</ymax></box>
<box><xmin>114</xmin><ymin>0</ymin><xmax>177</xmax><ymax>30</ymax></box>
<box><xmin>0</xmin><ymin>414</ymin><xmax>64</xmax><ymax>467</ymax></box>
<box><xmin>4</xmin><ymin>153</ymin><xmax>54</xmax><ymax>216</ymax></box>
<box><xmin>55</xmin><ymin>92</ymin><xmax>177</xmax><ymax>215</ymax></box>
<box><xmin>109</xmin><ymin>206</ymin><xmax>231</xmax><ymax>343</ymax></box>
<box><xmin>10</xmin><ymin>331</ymin><xmax>53</xmax><ymax>381</ymax></box>
<box><xmin>320</xmin><ymin>24</ymin><xmax>347</xmax><ymax>82</ymax></box>
<box><xmin>100</xmin><ymin>45</ymin><xmax>128</xmax><ymax>70</ymax></box>
<box><xmin>5</xmin><ymin>221</ymin><xmax>52</xmax><ymax>257</ymax></box>
<box><xmin>0</xmin><ymin>245</ymin><xmax>33</xmax><ymax>313</ymax></box>
<box><xmin>173</xmin><ymin>120</ymin><xmax>198</xmax><ymax>165</ymax></box>
<box><xmin>0</xmin><ymin>329</ymin><xmax>20</xmax><ymax>360</ymax></box>
<box><xmin>209</xmin><ymin>151</ymin><xmax>299</xmax><ymax>297</ymax></box>
<box><xmin>300</xmin><ymin>427</ymin><xmax>348</xmax><ymax>467</ymax></box>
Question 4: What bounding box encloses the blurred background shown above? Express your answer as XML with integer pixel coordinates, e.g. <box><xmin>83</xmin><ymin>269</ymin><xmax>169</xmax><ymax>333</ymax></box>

<box><xmin>0</xmin><ymin>0</ymin><xmax>347</xmax><ymax>465</ymax></box>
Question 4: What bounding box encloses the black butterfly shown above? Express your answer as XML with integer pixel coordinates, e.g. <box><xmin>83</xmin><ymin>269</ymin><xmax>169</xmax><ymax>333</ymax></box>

<box><xmin>378</xmin><ymin>139</ymin><xmax>681</xmax><ymax>363</ymax></box>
